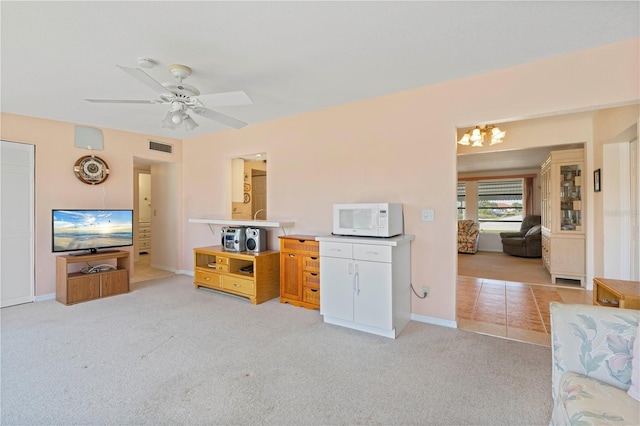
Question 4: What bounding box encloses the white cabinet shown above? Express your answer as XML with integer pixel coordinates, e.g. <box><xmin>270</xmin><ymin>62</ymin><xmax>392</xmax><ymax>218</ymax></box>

<box><xmin>540</xmin><ymin>148</ymin><xmax>585</xmax><ymax>285</ymax></box>
<box><xmin>317</xmin><ymin>235</ymin><xmax>413</xmax><ymax>338</ymax></box>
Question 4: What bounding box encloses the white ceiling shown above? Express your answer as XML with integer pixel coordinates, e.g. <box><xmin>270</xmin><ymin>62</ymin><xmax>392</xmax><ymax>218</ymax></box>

<box><xmin>1</xmin><ymin>1</ymin><xmax>638</xmax><ymax>141</ymax></box>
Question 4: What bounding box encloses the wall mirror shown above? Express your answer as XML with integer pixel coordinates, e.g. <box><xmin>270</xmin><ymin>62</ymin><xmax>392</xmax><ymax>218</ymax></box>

<box><xmin>231</xmin><ymin>153</ymin><xmax>267</xmax><ymax>220</ymax></box>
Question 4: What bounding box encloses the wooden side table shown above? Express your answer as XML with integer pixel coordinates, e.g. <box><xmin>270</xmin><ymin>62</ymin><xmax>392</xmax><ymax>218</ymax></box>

<box><xmin>593</xmin><ymin>277</ymin><xmax>640</xmax><ymax>310</ymax></box>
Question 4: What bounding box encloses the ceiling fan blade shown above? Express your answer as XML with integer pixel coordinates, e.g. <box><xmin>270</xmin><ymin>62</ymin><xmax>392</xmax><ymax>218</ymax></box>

<box><xmin>116</xmin><ymin>65</ymin><xmax>172</xmax><ymax>96</ymax></box>
<box><xmin>192</xmin><ymin>107</ymin><xmax>247</xmax><ymax>129</ymax></box>
<box><xmin>85</xmin><ymin>99</ymin><xmax>162</xmax><ymax>104</ymax></box>
<box><xmin>198</xmin><ymin>90</ymin><xmax>253</xmax><ymax>107</ymax></box>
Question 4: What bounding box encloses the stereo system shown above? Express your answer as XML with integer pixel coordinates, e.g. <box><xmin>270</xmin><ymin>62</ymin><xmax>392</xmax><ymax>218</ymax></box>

<box><xmin>245</xmin><ymin>228</ymin><xmax>267</xmax><ymax>253</ymax></box>
<box><xmin>221</xmin><ymin>226</ymin><xmax>267</xmax><ymax>252</ymax></box>
<box><xmin>221</xmin><ymin>227</ymin><xmax>246</xmax><ymax>252</ymax></box>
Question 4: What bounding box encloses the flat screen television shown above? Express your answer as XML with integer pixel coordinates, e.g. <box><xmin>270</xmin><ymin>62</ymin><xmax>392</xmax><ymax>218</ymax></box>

<box><xmin>52</xmin><ymin>209</ymin><xmax>133</xmax><ymax>254</ymax></box>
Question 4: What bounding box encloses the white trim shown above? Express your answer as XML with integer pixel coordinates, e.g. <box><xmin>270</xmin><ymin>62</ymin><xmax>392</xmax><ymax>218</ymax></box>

<box><xmin>35</xmin><ymin>293</ymin><xmax>56</xmax><ymax>302</ymax></box>
<box><xmin>410</xmin><ymin>313</ymin><xmax>457</xmax><ymax>329</ymax></box>
<box><xmin>178</xmin><ymin>270</ymin><xmax>193</xmax><ymax>276</ymax></box>
<box><xmin>150</xmin><ymin>264</ymin><xmax>176</xmax><ymax>273</ymax></box>
<box><xmin>323</xmin><ymin>316</ymin><xmax>398</xmax><ymax>338</ymax></box>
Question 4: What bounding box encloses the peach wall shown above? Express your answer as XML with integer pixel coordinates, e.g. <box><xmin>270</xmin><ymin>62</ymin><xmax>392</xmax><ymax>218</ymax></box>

<box><xmin>1</xmin><ymin>38</ymin><xmax>638</xmax><ymax>321</ymax></box>
<box><xmin>0</xmin><ymin>113</ymin><xmax>182</xmax><ymax>297</ymax></box>
<box><xmin>183</xmin><ymin>38</ymin><xmax>639</xmax><ymax>323</ymax></box>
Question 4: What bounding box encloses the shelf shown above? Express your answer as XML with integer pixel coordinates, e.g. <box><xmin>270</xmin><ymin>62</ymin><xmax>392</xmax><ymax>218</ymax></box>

<box><xmin>189</xmin><ymin>218</ymin><xmax>295</xmax><ymax>228</ymax></box>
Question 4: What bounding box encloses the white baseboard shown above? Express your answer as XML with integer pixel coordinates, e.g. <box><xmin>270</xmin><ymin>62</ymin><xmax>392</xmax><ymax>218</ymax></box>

<box><xmin>35</xmin><ymin>293</ymin><xmax>56</xmax><ymax>302</ymax></box>
<box><xmin>150</xmin><ymin>264</ymin><xmax>176</xmax><ymax>273</ymax></box>
<box><xmin>411</xmin><ymin>313</ymin><xmax>457</xmax><ymax>329</ymax></box>
<box><xmin>177</xmin><ymin>270</ymin><xmax>193</xmax><ymax>276</ymax></box>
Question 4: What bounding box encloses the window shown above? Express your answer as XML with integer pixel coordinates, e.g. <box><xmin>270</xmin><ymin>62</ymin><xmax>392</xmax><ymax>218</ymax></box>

<box><xmin>477</xmin><ymin>179</ymin><xmax>523</xmax><ymax>232</ymax></box>
<box><xmin>457</xmin><ymin>182</ymin><xmax>466</xmax><ymax>219</ymax></box>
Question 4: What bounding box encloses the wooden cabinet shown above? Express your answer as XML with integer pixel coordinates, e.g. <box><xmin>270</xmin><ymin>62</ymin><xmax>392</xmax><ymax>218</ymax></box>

<box><xmin>279</xmin><ymin>235</ymin><xmax>320</xmax><ymax>309</ymax></box>
<box><xmin>317</xmin><ymin>235</ymin><xmax>413</xmax><ymax>338</ymax></box>
<box><xmin>541</xmin><ymin>148</ymin><xmax>585</xmax><ymax>285</ymax></box>
<box><xmin>138</xmin><ymin>222</ymin><xmax>151</xmax><ymax>254</ymax></box>
<box><xmin>56</xmin><ymin>250</ymin><xmax>130</xmax><ymax>305</ymax></box>
<box><xmin>193</xmin><ymin>246</ymin><xmax>280</xmax><ymax>305</ymax></box>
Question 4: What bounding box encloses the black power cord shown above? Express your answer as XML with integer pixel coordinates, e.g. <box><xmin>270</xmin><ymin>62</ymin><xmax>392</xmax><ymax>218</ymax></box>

<box><xmin>410</xmin><ymin>283</ymin><xmax>428</xmax><ymax>299</ymax></box>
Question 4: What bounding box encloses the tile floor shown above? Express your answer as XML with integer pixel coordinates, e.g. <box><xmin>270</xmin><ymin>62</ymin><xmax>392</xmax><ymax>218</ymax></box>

<box><xmin>457</xmin><ymin>275</ymin><xmax>593</xmax><ymax>346</ymax></box>
<box><xmin>132</xmin><ymin>253</ymin><xmax>175</xmax><ymax>283</ymax></box>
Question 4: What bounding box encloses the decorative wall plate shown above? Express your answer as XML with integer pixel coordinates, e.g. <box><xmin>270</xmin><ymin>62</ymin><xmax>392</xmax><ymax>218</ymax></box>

<box><xmin>73</xmin><ymin>155</ymin><xmax>110</xmax><ymax>185</ymax></box>
<box><xmin>244</xmin><ymin>193</ymin><xmax>251</xmax><ymax>203</ymax></box>
<box><xmin>244</xmin><ymin>183</ymin><xmax>251</xmax><ymax>191</ymax></box>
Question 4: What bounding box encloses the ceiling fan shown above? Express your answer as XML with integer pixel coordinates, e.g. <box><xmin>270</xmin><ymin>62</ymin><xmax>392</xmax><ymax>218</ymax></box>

<box><xmin>86</xmin><ymin>63</ymin><xmax>252</xmax><ymax>130</ymax></box>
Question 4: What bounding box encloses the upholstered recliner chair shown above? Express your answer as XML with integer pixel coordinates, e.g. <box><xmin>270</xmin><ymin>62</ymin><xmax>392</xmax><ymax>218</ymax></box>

<box><xmin>499</xmin><ymin>215</ymin><xmax>542</xmax><ymax>258</ymax></box>
<box><xmin>458</xmin><ymin>220</ymin><xmax>480</xmax><ymax>254</ymax></box>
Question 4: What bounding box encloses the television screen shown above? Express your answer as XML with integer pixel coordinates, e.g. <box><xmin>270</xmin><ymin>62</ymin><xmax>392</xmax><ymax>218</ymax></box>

<box><xmin>52</xmin><ymin>209</ymin><xmax>133</xmax><ymax>254</ymax></box>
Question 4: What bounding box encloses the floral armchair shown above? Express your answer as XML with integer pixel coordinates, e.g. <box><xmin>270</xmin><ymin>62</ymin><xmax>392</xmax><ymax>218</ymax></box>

<box><xmin>457</xmin><ymin>220</ymin><xmax>480</xmax><ymax>254</ymax></box>
<box><xmin>550</xmin><ymin>302</ymin><xmax>639</xmax><ymax>426</ymax></box>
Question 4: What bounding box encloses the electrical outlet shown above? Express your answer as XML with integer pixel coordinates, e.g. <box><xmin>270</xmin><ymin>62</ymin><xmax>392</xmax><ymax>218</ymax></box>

<box><xmin>422</xmin><ymin>286</ymin><xmax>430</xmax><ymax>298</ymax></box>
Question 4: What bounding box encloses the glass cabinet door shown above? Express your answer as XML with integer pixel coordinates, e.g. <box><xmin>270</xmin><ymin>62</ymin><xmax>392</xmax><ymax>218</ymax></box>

<box><xmin>559</xmin><ymin>164</ymin><xmax>582</xmax><ymax>231</ymax></box>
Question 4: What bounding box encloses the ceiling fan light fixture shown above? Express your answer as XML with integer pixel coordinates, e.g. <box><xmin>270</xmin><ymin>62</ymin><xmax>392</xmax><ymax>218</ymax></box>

<box><xmin>161</xmin><ymin>111</ymin><xmax>177</xmax><ymax>129</ymax></box>
<box><xmin>183</xmin><ymin>115</ymin><xmax>199</xmax><ymax>131</ymax></box>
<box><xmin>171</xmin><ymin>111</ymin><xmax>183</xmax><ymax>124</ymax></box>
<box><xmin>87</xmin><ymin>63</ymin><xmax>252</xmax><ymax>130</ymax></box>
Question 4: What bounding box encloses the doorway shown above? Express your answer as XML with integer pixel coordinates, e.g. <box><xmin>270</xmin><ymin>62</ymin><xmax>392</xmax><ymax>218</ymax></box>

<box><xmin>132</xmin><ymin>159</ymin><xmax>177</xmax><ymax>283</ymax></box>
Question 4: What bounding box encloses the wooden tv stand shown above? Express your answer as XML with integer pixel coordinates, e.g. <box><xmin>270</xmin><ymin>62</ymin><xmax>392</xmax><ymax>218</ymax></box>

<box><xmin>193</xmin><ymin>246</ymin><xmax>280</xmax><ymax>304</ymax></box>
<box><xmin>56</xmin><ymin>250</ymin><xmax>130</xmax><ymax>305</ymax></box>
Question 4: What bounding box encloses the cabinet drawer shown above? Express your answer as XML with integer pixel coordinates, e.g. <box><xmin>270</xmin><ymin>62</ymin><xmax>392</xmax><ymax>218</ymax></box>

<box><xmin>303</xmin><ymin>271</ymin><xmax>320</xmax><ymax>288</ymax></box>
<box><xmin>303</xmin><ymin>287</ymin><xmax>320</xmax><ymax>305</ymax></box>
<box><xmin>216</xmin><ymin>257</ymin><xmax>229</xmax><ymax>265</ymax></box>
<box><xmin>353</xmin><ymin>244</ymin><xmax>392</xmax><ymax>263</ymax></box>
<box><xmin>222</xmin><ymin>275</ymin><xmax>255</xmax><ymax>296</ymax></box>
<box><xmin>139</xmin><ymin>240</ymin><xmax>151</xmax><ymax>249</ymax></box>
<box><xmin>195</xmin><ymin>269</ymin><xmax>222</xmax><ymax>288</ymax></box>
<box><xmin>280</xmin><ymin>238</ymin><xmax>319</xmax><ymax>255</ymax></box>
<box><xmin>215</xmin><ymin>264</ymin><xmax>230</xmax><ymax>272</ymax></box>
<box><xmin>320</xmin><ymin>242</ymin><xmax>352</xmax><ymax>259</ymax></box>
<box><xmin>303</xmin><ymin>256</ymin><xmax>320</xmax><ymax>272</ymax></box>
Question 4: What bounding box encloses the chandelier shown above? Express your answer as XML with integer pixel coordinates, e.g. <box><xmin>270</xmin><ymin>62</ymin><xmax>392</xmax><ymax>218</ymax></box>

<box><xmin>457</xmin><ymin>125</ymin><xmax>506</xmax><ymax>147</ymax></box>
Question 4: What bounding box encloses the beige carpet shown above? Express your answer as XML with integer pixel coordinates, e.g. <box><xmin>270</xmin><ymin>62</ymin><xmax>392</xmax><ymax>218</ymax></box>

<box><xmin>1</xmin><ymin>274</ymin><xmax>553</xmax><ymax>425</ymax></box>
<box><xmin>458</xmin><ymin>250</ymin><xmax>554</xmax><ymax>285</ymax></box>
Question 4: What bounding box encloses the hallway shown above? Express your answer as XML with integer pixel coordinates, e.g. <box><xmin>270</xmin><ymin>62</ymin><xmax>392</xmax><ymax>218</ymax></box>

<box><xmin>132</xmin><ymin>253</ymin><xmax>174</xmax><ymax>283</ymax></box>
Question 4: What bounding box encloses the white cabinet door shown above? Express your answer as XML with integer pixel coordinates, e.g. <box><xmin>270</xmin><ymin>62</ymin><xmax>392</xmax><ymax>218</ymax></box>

<box><xmin>319</xmin><ymin>256</ymin><xmax>354</xmax><ymax>321</ymax></box>
<box><xmin>1</xmin><ymin>141</ymin><xmax>34</xmax><ymax>307</ymax></box>
<box><xmin>354</xmin><ymin>260</ymin><xmax>392</xmax><ymax>330</ymax></box>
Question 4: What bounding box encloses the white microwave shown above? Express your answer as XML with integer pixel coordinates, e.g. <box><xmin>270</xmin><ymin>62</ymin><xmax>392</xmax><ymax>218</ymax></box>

<box><xmin>332</xmin><ymin>203</ymin><xmax>403</xmax><ymax>237</ymax></box>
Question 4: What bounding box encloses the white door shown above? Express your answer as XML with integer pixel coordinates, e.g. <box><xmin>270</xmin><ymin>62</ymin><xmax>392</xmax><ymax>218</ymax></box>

<box><xmin>354</xmin><ymin>260</ymin><xmax>392</xmax><ymax>329</ymax></box>
<box><xmin>319</xmin><ymin>256</ymin><xmax>354</xmax><ymax>321</ymax></box>
<box><xmin>1</xmin><ymin>141</ymin><xmax>34</xmax><ymax>307</ymax></box>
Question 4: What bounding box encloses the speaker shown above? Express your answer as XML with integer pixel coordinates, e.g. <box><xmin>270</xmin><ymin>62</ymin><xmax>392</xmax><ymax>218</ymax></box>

<box><xmin>245</xmin><ymin>228</ymin><xmax>266</xmax><ymax>253</ymax></box>
<box><xmin>74</xmin><ymin>125</ymin><xmax>104</xmax><ymax>150</ymax></box>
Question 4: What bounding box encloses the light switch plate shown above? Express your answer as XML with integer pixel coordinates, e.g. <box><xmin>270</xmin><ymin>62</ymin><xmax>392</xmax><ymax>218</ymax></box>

<box><xmin>421</xmin><ymin>209</ymin><xmax>435</xmax><ymax>222</ymax></box>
